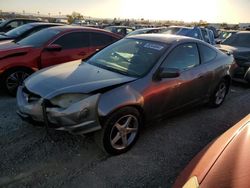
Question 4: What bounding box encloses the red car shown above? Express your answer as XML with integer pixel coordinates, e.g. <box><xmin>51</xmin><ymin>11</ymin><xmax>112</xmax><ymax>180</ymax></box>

<box><xmin>173</xmin><ymin>114</ymin><xmax>250</xmax><ymax>188</ymax></box>
<box><xmin>0</xmin><ymin>26</ymin><xmax>121</xmax><ymax>95</ymax></box>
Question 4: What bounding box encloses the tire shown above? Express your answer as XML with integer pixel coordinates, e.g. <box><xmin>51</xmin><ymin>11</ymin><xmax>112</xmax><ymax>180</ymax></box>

<box><xmin>209</xmin><ymin>79</ymin><xmax>229</xmax><ymax>108</ymax></box>
<box><xmin>95</xmin><ymin>107</ymin><xmax>142</xmax><ymax>155</ymax></box>
<box><xmin>2</xmin><ymin>69</ymin><xmax>31</xmax><ymax>96</ymax></box>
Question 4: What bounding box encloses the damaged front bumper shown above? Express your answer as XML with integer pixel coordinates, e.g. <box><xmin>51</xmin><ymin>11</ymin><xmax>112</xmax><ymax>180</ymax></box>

<box><xmin>16</xmin><ymin>86</ymin><xmax>102</xmax><ymax>135</ymax></box>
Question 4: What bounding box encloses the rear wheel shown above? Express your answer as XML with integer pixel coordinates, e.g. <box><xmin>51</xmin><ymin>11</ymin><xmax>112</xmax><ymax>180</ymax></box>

<box><xmin>3</xmin><ymin>69</ymin><xmax>31</xmax><ymax>96</ymax></box>
<box><xmin>209</xmin><ymin>79</ymin><xmax>229</xmax><ymax>107</ymax></box>
<box><xmin>95</xmin><ymin>107</ymin><xmax>142</xmax><ymax>155</ymax></box>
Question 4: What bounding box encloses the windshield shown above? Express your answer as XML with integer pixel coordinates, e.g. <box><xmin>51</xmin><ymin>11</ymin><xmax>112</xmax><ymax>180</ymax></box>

<box><xmin>0</xmin><ymin>20</ymin><xmax>7</xmax><ymax>27</ymax></box>
<box><xmin>127</xmin><ymin>29</ymin><xmax>153</xmax><ymax>36</ymax></box>
<box><xmin>18</xmin><ymin>28</ymin><xmax>60</xmax><ymax>47</ymax></box>
<box><xmin>87</xmin><ymin>38</ymin><xmax>168</xmax><ymax>77</ymax></box>
<box><xmin>5</xmin><ymin>24</ymin><xmax>33</xmax><ymax>37</ymax></box>
<box><xmin>222</xmin><ymin>33</ymin><xmax>250</xmax><ymax>48</ymax></box>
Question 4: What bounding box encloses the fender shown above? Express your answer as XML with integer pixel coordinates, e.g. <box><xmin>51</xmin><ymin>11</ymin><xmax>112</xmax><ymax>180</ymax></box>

<box><xmin>244</xmin><ymin>66</ymin><xmax>250</xmax><ymax>82</ymax></box>
<box><xmin>97</xmin><ymin>84</ymin><xmax>144</xmax><ymax>117</ymax></box>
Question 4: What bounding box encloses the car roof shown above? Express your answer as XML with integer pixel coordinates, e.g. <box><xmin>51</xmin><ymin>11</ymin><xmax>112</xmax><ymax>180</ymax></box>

<box><xmin>126</xmin><ymin>33</ymin><xmax>202</xmax><ymax>44</ymax></box>
<box><xmin>27</xmin><ymin>22</ymin><xmax>64</xmax><ymax>26</ymax></box>
<box><xmin>169</xmin><ymin>26</ymin><xmax>194</xmax><ymax>29</ymax></box>
<box><xmin>42</xmin><ymin>25</ymin><xmax>122</xmax><ymax>38</ymax></box>
<box><xmin>6</xmin><ymin>18</ymin><xmax>40</xmax><ymax>21</ymax></box>
<box><xmin>106</xmin><ymin>26</ymin><xmax>133</xmax><ymax>29</ymax></box>
<box><xmin>135</xmin><ymin>28</ymin><xmax>159</xmax><ymax>32</ymax></box>
<box><xmin>49</xmin><ymin>25</ymin><xmax>115</xmax><ymax>32</ymax></box>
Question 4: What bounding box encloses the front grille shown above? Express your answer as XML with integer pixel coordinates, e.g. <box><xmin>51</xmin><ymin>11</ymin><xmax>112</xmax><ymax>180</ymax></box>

<box><xmin>23</xmin><ymin>87</ymin><xmax>41</xmax><ymax>103</ymax></box>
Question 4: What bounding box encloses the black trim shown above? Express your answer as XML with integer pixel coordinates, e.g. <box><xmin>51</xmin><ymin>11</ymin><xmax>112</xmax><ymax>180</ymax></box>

<box><xmin>0</xmin><ymin>52</ymin><xmax>27</xmax><ymax>60</ymax></box>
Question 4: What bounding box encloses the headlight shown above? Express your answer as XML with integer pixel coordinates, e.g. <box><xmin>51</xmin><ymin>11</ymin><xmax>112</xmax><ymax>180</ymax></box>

<box><xmin>50</xmin><ymin>94</ymin><xmax>89</xmax><ymax>108</ymax></box>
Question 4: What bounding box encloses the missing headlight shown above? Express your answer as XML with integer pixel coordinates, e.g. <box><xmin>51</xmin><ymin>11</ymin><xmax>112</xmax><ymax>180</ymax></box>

<box><xmin>50</xmin><ymin>94</ymin><xmax>89</xmax><ymax>108</ymax></box>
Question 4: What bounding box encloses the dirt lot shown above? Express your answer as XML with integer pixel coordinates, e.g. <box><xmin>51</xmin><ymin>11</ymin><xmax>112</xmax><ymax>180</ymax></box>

<box><xmin>0</xmin><ymin>83</ymin><xmax>250</xmax><ymax>188</ymax></box>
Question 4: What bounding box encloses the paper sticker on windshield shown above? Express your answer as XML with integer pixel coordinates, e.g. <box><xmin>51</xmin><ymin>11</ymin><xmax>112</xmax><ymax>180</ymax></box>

<box><xmin>144</xmin><ymin>43</ymin><xmax>164</xmax><ymax>51</ymax></box>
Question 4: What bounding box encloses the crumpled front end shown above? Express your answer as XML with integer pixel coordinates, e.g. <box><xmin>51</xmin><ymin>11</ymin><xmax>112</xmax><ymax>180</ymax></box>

<box><xmin>16</xmin><ymin>86</ymin><xmax>102</xmax><ymax>135</ymax></box>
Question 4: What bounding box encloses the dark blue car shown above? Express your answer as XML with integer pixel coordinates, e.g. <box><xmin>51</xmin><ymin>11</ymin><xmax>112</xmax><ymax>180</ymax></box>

<box><xmin>162</xmin><ymin>26</ymin><xmax>215</xmax><ymax>45</ymax></box>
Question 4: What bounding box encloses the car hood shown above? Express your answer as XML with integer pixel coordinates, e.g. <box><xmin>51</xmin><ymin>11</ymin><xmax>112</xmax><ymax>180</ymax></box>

<box><xmin>24</xmin><ymin>60</ymin><xmax>137</xmax><ymax>99</ymax></box>
<box><xmin>173</xmin><ymin>115</ymin><xmax>250</xmax><ymax>188</ymax></box>
<box><xmin>0</xmin><ymin>42</ymin><xmax>33</xmax><ymax>59</ymax></box>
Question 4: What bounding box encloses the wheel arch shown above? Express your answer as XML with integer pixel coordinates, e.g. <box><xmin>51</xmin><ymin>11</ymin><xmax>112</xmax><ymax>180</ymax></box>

<box><xmin>0</xmin><ymin>66</ymin><xmax>35</xmax><ymax>88</ymax></box>
<box><xmin>98</xmin><ymin>104</ymin><xmax>146</xmax><ymax>126</ymax></box>
<box><xmin>1</xmin><ymin>66</ymin><xmax>35</xmax><ymax>78</ymax></box>
<box><xmin>244</xmin><ymin>67</ymin><xmax>250</xmax><ymax>82</ymax></box>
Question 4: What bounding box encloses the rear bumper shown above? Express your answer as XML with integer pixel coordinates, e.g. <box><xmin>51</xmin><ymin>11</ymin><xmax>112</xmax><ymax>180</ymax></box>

<box><xmin>16</xmin><ymin>86</ymin><xmax>102</xmax><ymax>135</ymax></box>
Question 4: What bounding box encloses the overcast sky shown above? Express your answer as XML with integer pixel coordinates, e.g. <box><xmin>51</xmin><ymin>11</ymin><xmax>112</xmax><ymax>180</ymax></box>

<box><xmin>0</xmin><ymin>0</ymin><xmax>249</xmax><ymax>23</ymax></box>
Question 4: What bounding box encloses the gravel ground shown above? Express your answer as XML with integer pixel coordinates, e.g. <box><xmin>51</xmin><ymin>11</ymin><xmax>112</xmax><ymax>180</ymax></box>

<box><xmin>0</xmin><ymin>83</ymin><xmax>250</xmax><ymax>188</ymax></box>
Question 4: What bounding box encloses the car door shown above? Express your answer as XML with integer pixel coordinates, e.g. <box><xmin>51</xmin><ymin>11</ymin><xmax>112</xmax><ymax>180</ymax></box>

<box><xmin>161</xmin><ymin>42</ymin><xmax>211</xmax><ymax>109</ymax></box>
<box><xmin>40</xmin><ymin>31</ymin><xmax>90</xmax><ymax>68</ymax></box>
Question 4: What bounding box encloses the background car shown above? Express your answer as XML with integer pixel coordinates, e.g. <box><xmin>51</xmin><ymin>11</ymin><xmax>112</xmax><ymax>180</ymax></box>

<box><xmin>0</xmin><ymin>22</ymin><xmax>63</xmax><ymax>43</ymax></box>
<box><xmin>0</xmin><ymin>26</ymin><xmax>121</xmax><ymax>95</ymax></box>
<box><xmin>200</xmin><ymin>27</ymin><xmax>216</xmax><ymax>45</ymax></box>
<box><xmin>162</xmin><ymin>26</ymin><xmax>215</xmax><ymax>45</ymax></box>
<box><xmin>0</xmin><ymin>18</ymin><xmax>5</xmax><ymax>24</ymax></box>
<box><xmin>215</xmin><ymin>30</ymin><xmax>237</xmax><ymax>44</ymax></box>
<box><xmin>173</xmin><ymin>114</ymin><xmax>250</xmax><ymax>188</ymax></box>
<box><xmin>0</xmin><ymin>18</ymin><xmax>41</xmax><ymax>33</ymax></box>
<box><xmin>17</xmin><ymin>34</ymin><xmax>235</xmax><ymax>155</ymax></box>
<box><xmin>104</xmin><ymin>26</ymin><xmax>134</xmax><ymax>36</ymax></box>
<box><xmin>127</xmin><ymin>27</ymin><xmax>168</xmax><ymax>36</ymax></box>
<box><xmin>217</xmin><ymin>31</ymin><xmax>250</xmax><ymax>85</ymax></box>
<box><xmin>206</xmin><ymin>26</ymin><xmax>219</xmax><ymax>38</ymax></box>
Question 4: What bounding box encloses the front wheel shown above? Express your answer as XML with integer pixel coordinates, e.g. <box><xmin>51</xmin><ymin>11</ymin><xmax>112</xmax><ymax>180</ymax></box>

<box><xmin>3</xmin><ymin>69</ymin><xmax>31</xmax><ymax>96</ymax></box>
<box><xmin>95</xmin><ymin>107</ymin><xmax>142</xmax><ymax>155</ymax></box>
<box><xmin>209</xmin><ymin>79</ymin><xmax>229</xmax><ymax>108</ymax></box>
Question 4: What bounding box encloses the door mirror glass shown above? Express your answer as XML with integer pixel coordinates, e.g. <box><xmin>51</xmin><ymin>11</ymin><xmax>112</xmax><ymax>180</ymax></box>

<box><xmin>158</xmin><ymin>68</ymin><xmax>180</xmax><ymax>79</ymax></box>
<box><xmin>45</xmin><ymin>44</ymin><xmax>62</xmax><ymax>52</ymax></box>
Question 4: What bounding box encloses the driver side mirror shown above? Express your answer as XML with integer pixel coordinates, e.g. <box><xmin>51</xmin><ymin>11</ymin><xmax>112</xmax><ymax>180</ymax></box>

<box><xmin>155</xmin><ymin>67</ymin><xmax>180</xmax><ymax>80</ymax></box>
<box><xmin>45</xmin><ymin>44</ymin><xmax>62</xmax><ymax>52</ymax></box>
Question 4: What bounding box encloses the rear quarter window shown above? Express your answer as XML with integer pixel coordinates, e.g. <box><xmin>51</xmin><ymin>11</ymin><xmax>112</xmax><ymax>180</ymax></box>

<box><xmin>90</xmin><ymin>32</ymin><xmax>117</xmax><ymax>46</ymax></box>
<box><xmin>198</xmin><ymin>44</ymin><xmax>217</xmax><ymax>63</ymax></box>
<box><xmin>53</xmin><ymin>31</ymin><xmax>90</xmax><ymax>49</ymax></box>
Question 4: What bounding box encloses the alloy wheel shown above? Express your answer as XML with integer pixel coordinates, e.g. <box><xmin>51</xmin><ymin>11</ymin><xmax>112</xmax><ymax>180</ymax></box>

<box><xmin>215</xmin><ymin>82</ymin><xmax>227</xmax><ymax>105</ymax></box>
<box><xmin>6</xmin><ymin>71</ymin><xmax>29</xmax><ymax>93</ymax></box>
<box><xmin>110</xmin><ymin>115</ymin><xmax>139</xmax><ymax>150</ymax></box>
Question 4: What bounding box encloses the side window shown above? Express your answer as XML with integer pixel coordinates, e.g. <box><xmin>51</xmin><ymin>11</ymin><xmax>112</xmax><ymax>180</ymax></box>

<box><xmin>25</xmin><ymin>26</ymin><xmax>47</xmax><ymax>37</ymax></box>
<box><xmin>201</xmin><ymin>29</ymin><xmax>210</xmax><ymax>43</ymax></box>
<box><xmin>162</xmin><ymin>43</ymin><xmax>200</xmax><ymax>71</ymax></box>
<box><xmin>6</xmin><ymin>21</ymin><xmax>23</xmax><ymax>29</ymax></box>
<box><xmin>53</xmin><ymin>32</ymin><xmax>90</xmax><ymax>49</ymax></box>
<box><xmin>198</xmin><ymin>44</ymin><xmax>217</xmax><ymax>63</ymax></box>
<box><xmin>25</xmin><ymin>20</ymin><xmax>36</xmax><ymax>24</ymax></box>
<box><xmin>116</xmin><ymin>28</ymin><xmax>125</xmax><ymax>35</ymax></box>
<box><xmin>91</xmin><ymin>32</ymin><xmax>116</xmax><ymax>46</ymax></box>
<box><xmin>126</xmin><ymin>28</ymin><xmax>133</xmax><ymax>35</ymax></box>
